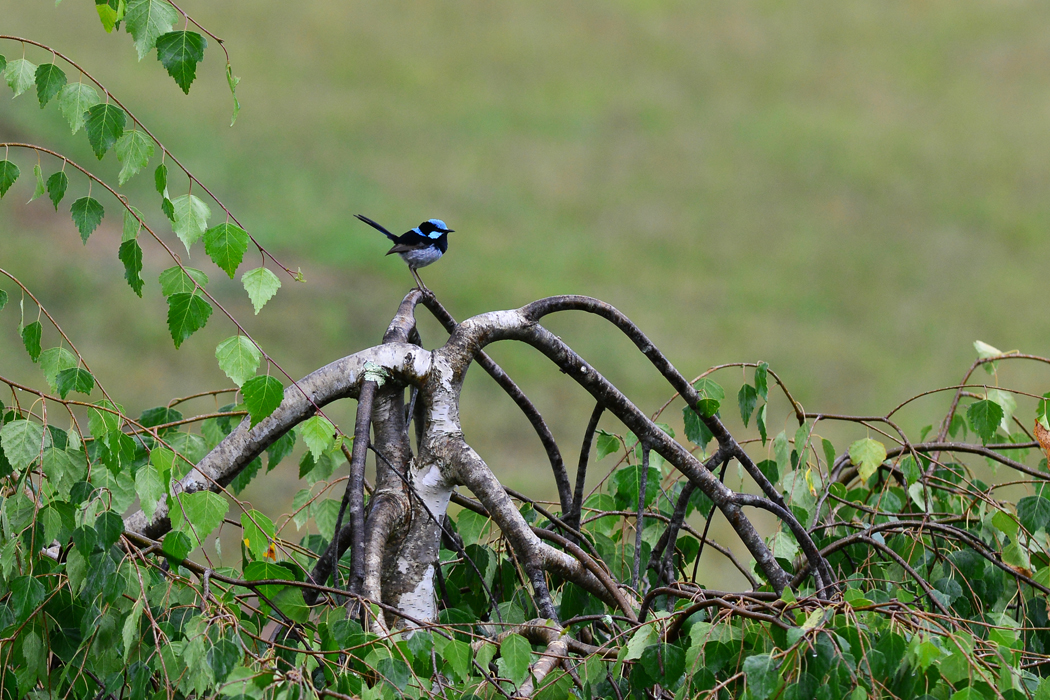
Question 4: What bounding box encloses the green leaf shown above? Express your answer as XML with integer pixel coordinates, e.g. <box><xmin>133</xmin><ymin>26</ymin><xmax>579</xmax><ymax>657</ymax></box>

<box><xmin>70</xmin><ymin>196</ymin><xmax>104</xmax><ymax>243</ymax></box>
<box><xmin>900</xmin><ymin>455</ymin><xmax>921</xmax><ymax>486</ymax></box>
<box><xmin>158</xmin><ymin>266</ymin><xmax>208</xmax><ymax>295</ymax></box>
<box><xmin>442</xmin><ymin>638</ymin><xmax>472</xmax><ymax>683</ymax></box>
<box><xmin>154</xmin><ymin>163</ymin><xmax>167</xmax><ymax>194</ymax></box>
<box><xmin>46</xmin><ymin>171</ymin><xmax>68</xmax><ymax>210</ymax></box>
<box><xmin>300</xmin><ymin>415</ymin><xmax>335</xmax><ymax>460</ymax></box>
<box><xmin>170</xmin><ymin>490</ymin><xmax>227</xmax><ymax>545</ymax></box>
<box><xmin>34</xmin><ymin>63</ymin><xmax>66</xmax><ymax>108</ymax></box>
<box><xmin>755</xmin><ymin>361</ymin><xmax>769</xmax><ymax>399</ymax></box>
<box><xmin>57</xmin><ymin>83</ymin><xmax>101</xmax><ymax>134</ymax></box>
<box><xmin>987</xmin><ymin>388</ymin><xmax>1016</xmax><ymax>434</ymax></box>
<box><xmin>240</xmin><ymin>509</ymin><xmax>275</xmax><ymax>560</ymax></box>
<box><xmin>693</xmin><ymin>377</ymin><xmax>725</xmax><ymax>401</ymax></box>
<box><xmin>84</xmin><ymin>103</ymin><xmax>127</xmax><ymax>159</ymax></box>
<box><xmin>122</xmin><ymin>206</ymin><xmax>142</xmax><ymax>241</ymax></box>
<box><xmin>96</xmin><ymin>0</ymin><xmax>126</xmax><ymax>32</ymax></box>
<box><xmin>226</xmin><ymin>62</ymin><xmax>240</xmax><ymax>125</ymax></box>
<box><xmin>115</xmin><ymin>130</ymin><xmax>153</xmax><ymax>185</ymax></box>
<box><xmin>161</xmin><ymin>530</ymin><xmax>191</xmax><ymax>562</ymax></box>
<box><xmin>125</xmin><ymin>0</ymin><xmax>179</xmax><ymax>60</ymax></box>
<box><xmin>135</xmin><ymin>462</ymin><xmax>166</xmax><ymax>521</ymax></box>
<box><xmin>215</xmin><ymin>336</ymin><xmax>262</xmax><ymax>387</ymax></box>
<box><xmin>55</xmin><ymin>368</ymin><xmax>94</xmax><ymax>398</ymax></box>
<box><xmin>967</xmin><ymin>399</ymin><xmax>1003</xmax><ymax>443</ymax></box>
<box><xmin>10</xmin><ymin>576</ymin><xmax>45</xmax><ymax>623</ymax></box>
<box><xmin>155</xmin><ymin>31</ymin><xmax>207</xmax><ymax>93</ymax></box>
<box><xmin>29</xmin><ymin>163</ymin><xmax>45</xmax><ymax>202</ymax></box>
<box><xmin>95</xmin><ymin>511</ymin><xmax>124</xmax><ymax>549</ymax></box>
<box><xmin>738</xmin><ymin>383</ymin><xmax>758</xmax><ymax>428</ymax></box>
<box><xmin>118</xmin><ymin>239</ymin><xmax>145</xmax><ymax>296</ymax></box>
<box><xmin>207</xmin><ymin>638</ymin><xmax>240</xmax><ymax>684</ymax></box>
<box><xmin>4</xmin><ymin>58</ymin><xmax>37</xmax><ymax>98</ymax></box>
<box><xmin>695</xmin><ymin>397</ymin><xmax>719</xmax><ymax>418</ymax></box>
<box><xmin>0</xmin><ymin>160</ymin><xmax>19</xmax><ymax>198</ymax></box>
<box><xmin>242</xmin><ymin>375</ymin><xmax>284</xmax><ymax>426</ymax></box>
<box><xmin>1</xmin><ymin>419</ymin><xmax>48</xmax><ymax>471</ymax></box>
<box><xmin>682</xmin><ymin>406</ymin><xmax>713</xmax><ymax>449</ymax></box>
<box><xmin>757</xmin><ymin>403</ymin><xmax>768</xmax><ymax>444</ymax></box>
<box><xmin>849</xmin><ymin>438</ymin><xmax>887</xmax><ymax>482</ymax></box>
<box><xmin>122</xmin><ymin>598</ymin><xmax>144</xmax><ymax>662</ymax></box>
<box><xmin>204</xmin><ymin>222</ymin><xmax>249</xmax><ymax>278</ymax></box>
<box><xmin>0</xmin><ymin>289</ymin><xmax>6</xmax><ymax>312</ymax></box>
<box><xmin>241</xmin><ymin>267</ymin><xmax>281</xmax><ymax>314</ymax></box>
<box><xmin>21</xmin><ymin>321</ymin><xmax>42</xmax><ymax>361</ymax></box>
<box><xmin>166</xmin><ymin>291</ymin><xmax>212</xmax><ymax>348</ymax></box>
<box><xmin>89</xmin><ymin>399</ymin><xmax>124</xmax><ymax>438</ymax></box>
<box><xmin>1018</xmin><ymin>496</ymin><xmax>1050</xmax><ymax>533</ymax></box>
<box><xmin>742</xmin><ymin>653</ymin><xmax>780</xmax><ymax>700</ymax></box>
<box><xmin>499</xmin><ymin>633</ymin><xmax>532</xmax><ymax>685</ymax></box>
<box><xmin>39</xmin><ymin>347</ymin><xmax>78</xmax><ymax>392</ymax></box>
<box><xmin>595</xmin><ymin>430</ymin><xmax>619</xmax><ymax>460</ymax></box>
<box><xmin>170</xmin><ymin>194</ymin><xmax>211</xmax><ymax>253</ymax></box>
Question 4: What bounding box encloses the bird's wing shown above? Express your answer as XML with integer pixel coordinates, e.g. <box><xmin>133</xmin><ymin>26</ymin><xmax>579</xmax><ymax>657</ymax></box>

<box><xmin>386</xmin><ymin>240</ymin><xmax>431</xmax><ymax>255</ymax></box>
<box><xmin>355</xmin><ymin>214</ymin><xmax>399</xmax><ymax>242</ymax></box>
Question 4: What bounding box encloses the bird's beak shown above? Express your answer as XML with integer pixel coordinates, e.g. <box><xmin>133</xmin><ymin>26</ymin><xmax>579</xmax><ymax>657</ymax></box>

<box><xmin>445</xmin><ymin>229</ymin><xmax>455</xmax><ymax>233</ymax></box>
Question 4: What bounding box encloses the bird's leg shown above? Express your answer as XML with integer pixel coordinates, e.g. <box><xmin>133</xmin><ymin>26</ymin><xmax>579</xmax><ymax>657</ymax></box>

<box><xmin>411</xmin><ymin>268</ymin><xmax>431</xmax><ymax>294</ymax></box>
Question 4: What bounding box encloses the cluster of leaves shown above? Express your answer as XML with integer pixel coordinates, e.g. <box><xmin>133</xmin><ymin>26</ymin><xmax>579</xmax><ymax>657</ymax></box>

<box><xmin>5</xmin><ymin>340</ymin><xmax>1050</xmax><ymax>699</ymax></box>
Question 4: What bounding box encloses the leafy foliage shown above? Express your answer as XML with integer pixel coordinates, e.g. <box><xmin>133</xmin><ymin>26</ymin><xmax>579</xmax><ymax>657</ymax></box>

<box><xmin>155</xmin><ymin>31</ymin><xmax>207</xmax><ymax>93</ymax></box>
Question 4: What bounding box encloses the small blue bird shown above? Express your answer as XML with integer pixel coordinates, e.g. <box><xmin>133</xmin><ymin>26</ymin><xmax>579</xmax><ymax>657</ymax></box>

<box><xmin>355</xmin><ymin>214</ymin><xmax>454</xmax><ymax>294</ymax></box>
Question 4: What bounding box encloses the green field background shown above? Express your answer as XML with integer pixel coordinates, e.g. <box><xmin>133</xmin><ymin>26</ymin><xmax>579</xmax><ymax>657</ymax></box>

<box><xmin>3</xmin><ymin>0</ymin><xmax>1050</xmax><ymax>588</ymax></box>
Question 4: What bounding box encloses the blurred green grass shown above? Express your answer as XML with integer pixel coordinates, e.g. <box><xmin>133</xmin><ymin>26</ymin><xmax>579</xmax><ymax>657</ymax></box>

<box><xmin>4</xmin><ymin>0</ymin><xmax>1050</xmax><ymax>588</ymax></box>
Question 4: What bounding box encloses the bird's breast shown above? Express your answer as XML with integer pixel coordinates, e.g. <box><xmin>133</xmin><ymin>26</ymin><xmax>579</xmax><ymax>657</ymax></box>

<box><xmin>398</xmin><ymin>246</ymin><xmax>444</xmax><ymax>269</ymax></box>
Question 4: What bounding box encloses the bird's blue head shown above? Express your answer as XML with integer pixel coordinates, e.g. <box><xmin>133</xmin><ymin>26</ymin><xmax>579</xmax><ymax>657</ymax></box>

<box><xmin>418</xmin><ymin>219</ymin><xmax>454</xmax><ymax>239</ymax></box>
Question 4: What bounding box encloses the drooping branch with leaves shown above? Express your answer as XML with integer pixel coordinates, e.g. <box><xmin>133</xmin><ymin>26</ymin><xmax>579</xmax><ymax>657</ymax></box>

<box><xmin>5</xmin><ymin>7</ymin><xmax>1050</xmax><ymax>700</ymax></box>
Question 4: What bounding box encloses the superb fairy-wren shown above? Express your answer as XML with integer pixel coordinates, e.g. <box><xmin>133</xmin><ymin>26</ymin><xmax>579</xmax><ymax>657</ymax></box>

<box><xmin>355</xmin><ymin>214</ymin><xmax>454</xmax><ymax>293</ymax></box>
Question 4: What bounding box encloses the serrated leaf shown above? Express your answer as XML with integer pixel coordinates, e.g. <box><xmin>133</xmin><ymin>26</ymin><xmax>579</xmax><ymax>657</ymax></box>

<box><xmin>39</xmin><ymin>347</ymin><xmax>78</xmax><ymax>392</ymax></box>
<box><xmin>242</xmin><ymin>375</ymin><xmax>283</xmax><ymax>426</ymax></box>
<box><xmin>115</xmin><ymin>130</ymin><xmax>153</xmax><ymax>185</ymax></box>
<box><xmin>299</xmin><ymin>415</ymin><xmax>334</xmax><ymax>460</ymax></box>
<box><xmin>987</xmin><ymin>388</ymin><xmax>1016</xmax><ymax>434</ymax></box>
<box><xmin>70</xmin><ymin>196</ymin><xmax>104</xmax><ymax>243</ymax></box>
<box><xmin>849</xmin><ymin>438</ymin><xmax>887</xmax><ymax>482</ymax></box>
<box><xmin>755</xmin><ymin>361</ymin><xmax>769</xmax><ymax>399</ymax></box>
<box><xmin>442</xmin><ymin>639</ymin><xmax>471</xmax><ymax>683</ymax></box>
<box><xmin>967</xmin><ymin>399</ymin><xmax>1003</xmax><ymax>444</ymax></box>
<box><xmin>118</xmin><ymin>239</ymin><xmax>145</xmax><ymax>296</ymax></box>
<box><xmin>46</xmin><ymin>171</ymin><xmax>68</xmax><ymax>210</ymax></box>
<box><xmin>0</xmin><ymin>160</ymin><xmax>19</xmax><ymax>198</ymax></box>
<box><xmin>241</xmin><ymin>509</ymin><xmax>275</xmax><ymax>560</ymax></box>
<box><xmin>757</xmin><ymin>403</ymin><xmax>768</xmax><ymax>444</ymax></box>
<box><xmin>56</xmin><ymin>82</ymin><xmax>101</xmax><ymax>134</ymax></box>
<box><xmin>125</xmin><ymin>0</ymin><xmax>179</xmax><ymax>60</ymax></box>
<box><xmin>155</xmin><ymin>31</ymin><xmax>207</xmax><ymax>93</ymax></box>
<box><xmin>170</xmin><ymin>194</ymin><xmax>211</xmax><ymax>253</ymax></box>
<box><xmin>88</xmin><ymin>399</ymin><xmax>124</xmax><ymax>438</ymax></box>
<box><xmin>595</xmin><ymin>430</ymin><xmax>619</xmax><ymax>460</ymax></box>
<box><xmin>135</xmin><ymin>462</ymin><xmax>166</xmax><ymax>521</ymax></box>
<box><xmin>743</xmin><ymin>653</ymin><xmax>780</xmax><ymax>700</ymax></box>
<box><xmin>1</xmin><ymin>419</ymin><xmax>49</xmax><ymax>471</ymax></box>
<box><xmin>4</xmin><ymin>58</ymin><xmax>37</xmax><ymax>98</ymax></box>
<box><xmin>241</xmin><ymin>266</ymin><xmax>281</xmax><ymax>314</ymax></box>
<box><xmin>738</xmin><ymin>383</ymin><xmax>758</xmax><ymax>428</ymax></box>
<box><xmin>122</xmin><ymin>598</ymin><xmax>144</xmax><ymax>662</ymax></box>
<box><xmin>170</xmin><ymin>490</ymin><xmax>227</xmax><ymax>546</ymax></box>
<box><xmin>204</xmin><ymin>222</ymin><xmax>249</xmax><ymax>278</ymax></box>
<box><xmin>34</xmin><ymin>63</ymin><xmax>66</xmax><ymax>108</ymax></box>
<box><xmin>1018</xmin><ymin>496</ymin><xmax>1050</xmax><ymax>534</ymax></box>
<box><xmin>0</xmin><ymin>289</ymin><xmax>7</xmax><ymax>312</ymax></box>
<box><xmin>166</xmin><ymin>291</ymin><xmax>212</xmax><ymax>348</ymax></box>
<box><xmin>85</xmin><ymin>103</ymin><xmax>127</xmax><ymax>159</ymax></box>
<box><xmin>21</xmin><ymin>321</ymin><xmax>42</xmax><ymax>361</ymax></box>
<box><xmin>29</xmin><ymin>164</ymin><xmax>45</xmax><ymax>202</ymax></box>
<box><xmin>682</xmin><ymin>406</ymin><xmax>713</xmax><ymax>449</ymax></box>
<box><xmin>158</xmin><ymin>266</ymin><xmax>208</xmax><ymax>296</ymax></box>
<box><xmin>55</xmin><ymin>368</ymin><xmax>94</xmax><ymax>398</ymax></box>
<box><xmin>215</xmin><ymin>335</ymin><xmax>262</xmax><ymax>387</ymax></box>
<box><xmin>499</xmin><ymin>633</ymin><xmax>532</xmax><ymax>686</ymax></box>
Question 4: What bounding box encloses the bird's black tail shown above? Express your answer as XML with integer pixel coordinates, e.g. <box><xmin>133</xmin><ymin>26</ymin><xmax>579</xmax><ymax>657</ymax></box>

<box><xmin>354</xmin><ymin>214</ymin><xmax>398</xmax><ymax>242</ymax></box>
